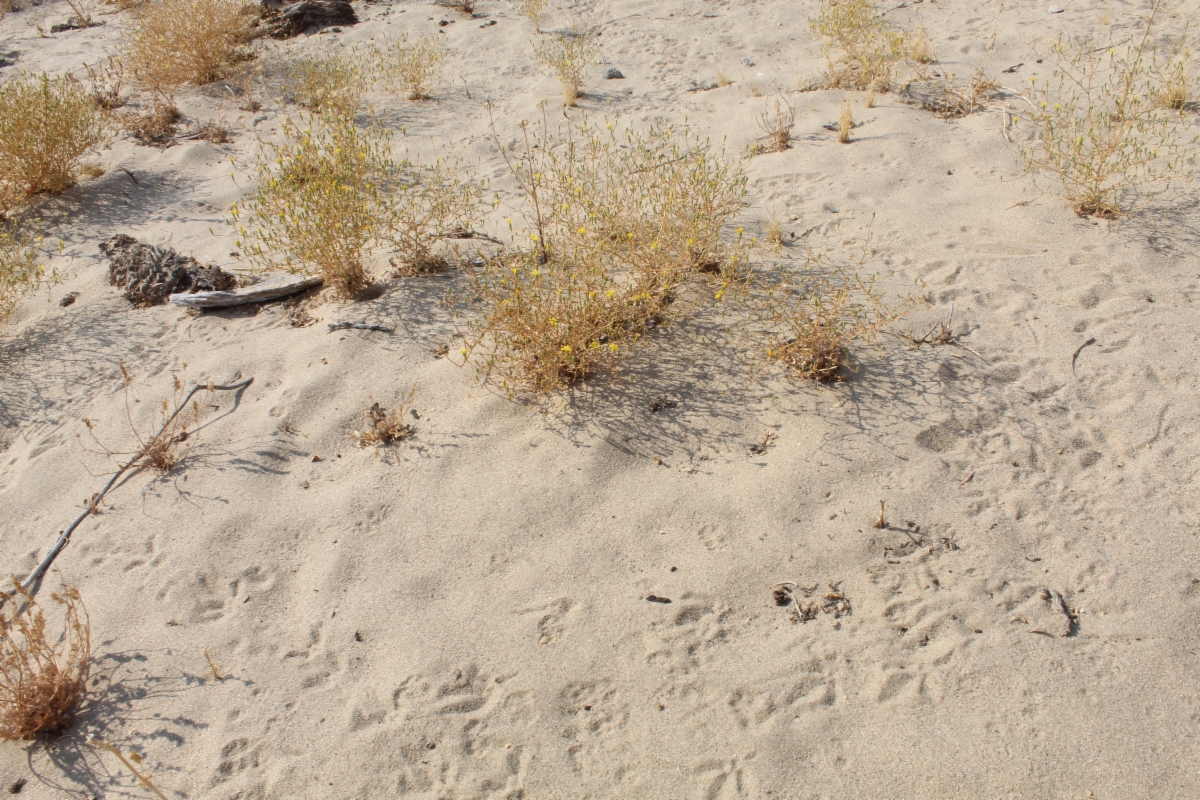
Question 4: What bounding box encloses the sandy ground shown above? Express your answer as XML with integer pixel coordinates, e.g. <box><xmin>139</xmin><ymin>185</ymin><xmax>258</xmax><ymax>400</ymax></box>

<box><xmin>2</xmin><ymin>0</ymin><xmax>1200</xmax><ymax>797</ymax></box>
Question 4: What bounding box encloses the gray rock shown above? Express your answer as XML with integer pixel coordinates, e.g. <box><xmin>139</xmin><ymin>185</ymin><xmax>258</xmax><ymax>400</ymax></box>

<box><xmin>604</xmin><ymin>68</ymin><xmax>625</xmax><ymax>79</ymax></box>
<box><xmin>1048</xmin><ymin>4</ymin><xmax>1064</xmax><ymax>11</ymax></box>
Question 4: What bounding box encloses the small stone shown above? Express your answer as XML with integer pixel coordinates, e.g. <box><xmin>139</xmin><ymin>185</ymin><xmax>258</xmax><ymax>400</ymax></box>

<box><xmin>538</xmin><ymin>635</ymin><xmax>551</xmax><ymax>645</ymax></box>
<box><xmin>1048</xmin><ymin>4</ymin><xmax>1064</xmax><ymax>11</ymax></box>
<box><xmin>604</xmin><ymin>67</ymin><xmax>625</xmax><ymax>79</ymax></box>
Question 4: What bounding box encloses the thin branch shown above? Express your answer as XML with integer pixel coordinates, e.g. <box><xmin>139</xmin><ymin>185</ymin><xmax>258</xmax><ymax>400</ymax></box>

<box><xmin>1</xmin><ymin>378</ymin><xmax>253</xmax><ymax>607</ymax></box>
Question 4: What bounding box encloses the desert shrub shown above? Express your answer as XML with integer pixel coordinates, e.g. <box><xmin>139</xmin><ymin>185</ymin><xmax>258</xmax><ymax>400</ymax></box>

<box><xmin>0</xmin><ymin>222</ymin><xmax>52</xmax><ymax>324</ymax></box>
<box><xmin>810</xmin><ymin>0</ymin><xmax>909</xmax><ymax>91</ymax></box>
<box><xmin>516</xmin><ymin>0</ymin><xmax>548</xmax><ymax>32</ymax></box>
<box><xmin>458</xmin><ymin>117</ymin><xmax>747</xmax><ymax>394</ymax></box>
<box><xmin>909</xmin><ymin>21</ymin><xmax>936</xmax><ymax>65</ymax></box>
<box><xmin>533</xmin><ymin>28</ymin><xmax>598</xmax><ymax>105</ymax></box>
<box><xmin>124</xmin><ymin>0</ymin><xmax>255</xmax><ymax>90</ymax></box>
<box><xmin>282</xmin><ymin>47</ymin><xmax>370</xmax><ymax>116</ymax></box>
<box><xmin>233</xmin><ymin>114</ymin><xmax>481</xmax><ymax>296</ymax></box>
<box><xmin>757</xmin><ymin>237</ymin><xmax>917</xmax><ymax>382</ymax></box>
<box><xmin>382</xmin><ymin>33</ymin><xmax>446</xmax><ymax>101</ymax></box>
<box><xmin>1015</xmin><ymin>0</ymin><xmax>1198</xmax><ymax>217</ymax></box>
<box><xmin>83</xmin><ymin>54</ymin><xmax>127</xmax><ymax>109</ymax></box>
<box><xmin>755</xmin><ymin>94</ymin><xmax>795</xmax><ymax>153</ymax></box>
<box><xmin>234</xmin><ymin>114</ymin><xmax>393</xmax><ymax>296</ymax></box>
<box><xmin>0</xmin><ymin>581</ymin><xmax>90</xmax><ymax>740</ymax></box>
<box><xmin>387</xmin><ymin>155</ymin><xmax>481</xmax><ymax>275</ymax></box>
<box><xmin>0</xmin><ymin>73</ymin><xmax>110</xmax><ymax>213</ymax></box>
<box><xmin>435</xmin><ymin>0</ymin><xmax>474</xmax><ymax>12</ymax></box>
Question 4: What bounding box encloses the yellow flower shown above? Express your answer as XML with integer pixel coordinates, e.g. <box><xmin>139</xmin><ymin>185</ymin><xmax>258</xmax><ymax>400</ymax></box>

<box><xmin>606</xmin><ymin>290</ymin><xmax>615</xmax><ymax>298</ymax></box>
<box><xmin>561</xmin><ymin>345</ymin><xmax>572</xmax><ymax>352</ymax></box>
<box><xmin>531</xmin><ymin>269</ymin><xmax>541</xmax><ymax>277</ymax></box>
<box><xmin>531</xmin><ymin>233</ymin><xmax>540</xmax><ymax>242</ymax></box>
<box><xmin>578</xmin><ymin>227</ymin><xmax>586</xmax><ymax>235</ymax></box>
<box><xmin>609</xmin><ymin>343</ymin><xmax>619</xmax><ymax>352</ymax></box>
<box><xmin>549</xmin><ymin>317</ymin><xmax>558</xmax><ymax>325</ymax></box>
<box><xmin>459</xmin><ymin>347</ymin><xmax>468</xmax><ymax>356</ymax></box>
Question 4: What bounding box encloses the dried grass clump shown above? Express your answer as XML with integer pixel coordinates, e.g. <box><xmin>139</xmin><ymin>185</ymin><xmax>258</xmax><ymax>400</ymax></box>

<box><xmin>810</xmin><ymin>0</ymin><xmax>909</xmax><ymax>91</ymax></box>
<box><xmin>233</xmin><ymin>113</ymin><xmax>482</xmax><ymax>296</ymax></box>
<box><xmin>122</xmin><ymin>97</ymin><xmax>182</xmax><ymax>144</ymax></box>
<box><xmin>0</xmin><ymin>581</ymin><xmax>90</xmax><ymax>740</ymax></box>
<box><xmin>0</xmin><ymin>222</ymin><xmax>52</xmax><ymax>324</ymax></box>
<box><xmin>533</xmin><ymin>28</ymin><xmax>598</xmax><ymax>105</ymax></box>
<box><xmin>759</xmin><ymin>236</ymin><xmax>916</xmax><ymax>382</ymax></box>
<box><xmin>1152</xmin><ymin>50</ymin><xmax>1192</xmax><ymax>111</ymax></box>
<box><xmin>909</xmin><ymin>22</ymin><xmax>937</xmax><ymax>65</ymax></box>
<box><xmin>382</xmin><ymin>33</ymin><xmax>447</xmax><ymax>101</ymax></box>
<box><xmin>0</xmin><ymin>72</ymin><xmax>111</xmax><ymax>214</ymax></box>
<box><xmin>1015</xmin><ymin>0</ymin><xmax>1198</xmax><ymax>217</ymax></box>
<box><xmin>435</xmin><ymin>0</ymin><xmax>474</xmax><ymax>13</ymax></box>
<box><xmin>755</xmin><ymin>94</ymin><xmax>795</xmax><ymax>153</ymax></box>
<box><xmin>459</xmin><ymin>117</ymin><xmax>747</xmax><ymax>394</ymax></box>
<box><xmin>353</xmin><ymin>386</ymin><xmax>416</xmax><ymax>446</ymax></box>
<box><xmin>124</xmin><ymin>0</ymin><xmax>256</xmax><ymax>90</ymax></box>
<box><xmin>838</xmin><ymin>99</ymin><xmax>854</xmax><ymax>143</ymax></box>
<box><xmin>283</xmin><ymin>47</ymin><xmax>370</xmax><ymax>116</ymax></box>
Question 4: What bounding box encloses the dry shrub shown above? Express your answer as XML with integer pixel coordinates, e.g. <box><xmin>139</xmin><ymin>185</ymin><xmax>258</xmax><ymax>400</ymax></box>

<box><xmin>233</xmin><ymin>113</ymin><xmax>481</xmax><ymax>296</ymax></box>
<box><xmin>353</xmin><ymin>385</ymin><xmax>416</xmax><ymax>446</ymax></box>
<box><xmin>758</xmin><ymin>233</ymin><xmax>916</xmax><ymax>382</ymax></box>
<box><xmin>282</xmin><ymin>46</ymin><xmax>370</xmax><ymax>116</ymax></box>
<box><xmin>810</xmin><ymin>0</ymin><xmax>909</xmax><ymax>91</ymax></box>
<box><xmin>909</xmin><ymin>22</ymin><xmax>936</xmax><ymax>65</ymax></box>
<box><xmin>1015</xmin><ymin>0</ymin><xmax>1198</xmax><ymax>217</ymax></box>
<box><xmin>387</xmin><ymin>155</ymin><xmax>481</xmax><ymax>276</ymax></box>
<box><xmin>0</xmin><ymin>221</ymin><xmax>53</xmax><ymax>324</ymax></box>
<box><xmin>0</xmin><ymin>72</ymin><xmax>111</xmax><ymax>214</ymax></box>
<box><xmin>515</xmin><ymin>0</ymin><xmax>547</xmax><ymax>32</ymax></box>
<box><xmin>907</xmin><ymin>66</ymin><xmax>999</xmax><ymax>117</ymax></box>
<box><xmin>435</xmin><ymin>0</ymin><xmax>474</xmax><ymax>13</ymax></box>
<box><xmin>81</xmin><ymin>369</ymin><xmax>207</xmax><ymax>472</ymax></box>
<box><xmin>124</xmin><ymin>0</ymin><xmax>256</xmax><ymax>90</ymax></box>
<box><xmin>1151</xmin><ymin>43</ymin><xmax>1193</xmax><ymax>111</ymax></box>
<box><xmin>83</xmin><ymin>54</ymin><xmax>127</xmax><ymax>109</ymax></box>
<box><xmin>458</xmin><ymin>117</ymin><xmax>747</xmax><ymax>394</ymax></box>
<box><xmin>755</xmin><ymin>94</ymin><xmax>795</xmax><ymax>153</ymax></box>
<box><xmin>122</xmin><ymin>96</ymin><xmax>182</xmax><ymax>144</ymax></box>
<box><xmin>0</xmin><ymin>581</ymin><xmax>90</xmax><ymax>740</ymax></box>
<box><xmin>382</xmin><ymin>33</ymin><xmax>446</xmax><ymax>101</ymax></box>
<box><xmin>533</xmin><ymin>28</ymin><xmax>598</xmax><ymax>105</ymax></box>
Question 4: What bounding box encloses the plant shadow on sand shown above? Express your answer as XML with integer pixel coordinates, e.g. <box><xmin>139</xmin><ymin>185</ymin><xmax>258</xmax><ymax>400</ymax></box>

<box><xmin>22</xmin><ymin>646</ymin><xmax>217</xmax><ymax>798</ymax></box>
<box><xmin>539</xmin><ymin>304</ymin><xmax>1016</xmax><ymax>466</ymax></box>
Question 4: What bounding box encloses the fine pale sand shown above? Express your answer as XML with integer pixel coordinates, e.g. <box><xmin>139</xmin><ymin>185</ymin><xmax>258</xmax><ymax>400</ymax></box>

<box><xmin>2</xmin><ymin>0</ymin><xmax>1200</xmax><ymax>797</ymax></box>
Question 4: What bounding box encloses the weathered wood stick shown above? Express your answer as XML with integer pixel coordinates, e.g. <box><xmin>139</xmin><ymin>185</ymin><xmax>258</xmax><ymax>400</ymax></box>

<box><xmin>169</xmin><ymin>273</ymin><xmax>322</xmax><ymax>308</ymax></box>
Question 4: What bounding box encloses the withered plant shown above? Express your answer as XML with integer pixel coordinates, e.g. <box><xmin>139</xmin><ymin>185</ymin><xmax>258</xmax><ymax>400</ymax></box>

<box><xmin>756</xmin><ymin>94</ymin><xmax>796</xmax><ymax>153</ymax></box>
<box><xmin>80</xmin><ymin>367</ymin><xmax>209</xmax><ymax>473</ymax></box>
<box><xmin>756</xmin><ymin>232</ymin><xmax>917</xmax><ymax>382</ymax></box>
<box><xmin>353</xmin><ymin>385</ymin><xmax>417</xmax><ymax>446</ymax></box>
<box><xmin>0</xmin><ymin>581</ymin><xmax>90</xmax><ymax>740</ymax></box>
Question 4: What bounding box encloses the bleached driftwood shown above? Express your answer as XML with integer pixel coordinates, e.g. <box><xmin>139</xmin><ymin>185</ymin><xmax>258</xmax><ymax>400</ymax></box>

<box><xmin>169</xmin><ymin>274</ymin><xmax>322</xmax><ymax>308</ymax></box>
